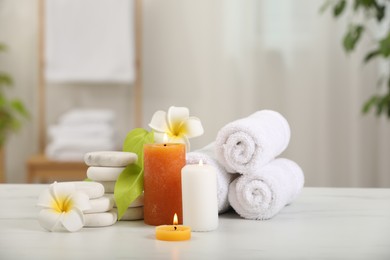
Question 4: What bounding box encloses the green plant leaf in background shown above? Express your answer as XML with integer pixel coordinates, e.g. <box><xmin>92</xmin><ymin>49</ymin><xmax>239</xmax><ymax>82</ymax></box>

<box><xmin>333</xmin><ymin>0</ymin><xmax>346</xmax><ymax>17</ymax></box>
<box><xmin>114</xmin><ymin>128</ymin><xmax>154</xmax><ymax>219</ymax></box>
<box><xmin>343</xmin><ymin>24</ymin><xmax>364</xmax><ymax>52</ymax></box>
<box><xmin>322</xmin><ymin>0</ymin><xmax>390</xmax><ymax>118</ymax></box>
<box><xmin>0</xmin><ymin>43</ymin><xmax>29</xmax><ymax>147</ymax></box>
<box><xmin>379</xmin><ymin>32</ymin><xmax>390</xmax><ymax>57</ymax></box>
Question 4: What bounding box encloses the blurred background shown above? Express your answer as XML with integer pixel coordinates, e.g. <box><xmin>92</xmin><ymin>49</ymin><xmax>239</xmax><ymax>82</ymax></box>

<box><xmin>0</xmin><ymin>0</ymin><xmax>389</xmax><ymax>187</ymax></box>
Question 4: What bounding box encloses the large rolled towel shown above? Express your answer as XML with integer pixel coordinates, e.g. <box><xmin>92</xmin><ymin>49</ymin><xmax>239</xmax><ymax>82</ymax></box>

<box><xmin>215</xmin><ymin>110</ymin><xmax>290</xmax><ymax>174</ymax></box>
<box><xmin>186</xmin><ymin>143</ymin><xmax>236</xmax><ymax>214</ymax></box>
<box><xmin>228</xmin><ymin>158</ymin><xmax>304</xmax><ymax>220</ymax></box>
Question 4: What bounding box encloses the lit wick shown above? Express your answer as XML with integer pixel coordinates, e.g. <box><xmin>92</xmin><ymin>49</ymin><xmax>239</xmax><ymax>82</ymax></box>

<box><xmin>163</xmin><ymin>134</ymin><xmax>168</xmax><ymax>147</ymax></box>
<box><xmin>173</xmin><ymin>213</ymin><xmax>179</xmax><ymax>231</ymax></box>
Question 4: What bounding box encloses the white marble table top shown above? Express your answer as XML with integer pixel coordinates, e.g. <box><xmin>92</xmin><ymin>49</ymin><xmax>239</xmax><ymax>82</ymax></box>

<box><xmin>0</xmin><ymin>184</ymin><xmax>389</xmax><ymax>259</ymax></box>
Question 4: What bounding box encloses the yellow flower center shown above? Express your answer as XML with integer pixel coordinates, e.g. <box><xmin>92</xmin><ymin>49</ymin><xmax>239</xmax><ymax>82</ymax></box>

<box><xmin>170</xmin><ymin>121</ymin><xmax>187</xmax><ymax>137</ymax></box>
<box><xmin>52</xmin><ymin>196</ymin><xmax>74</xmax><ymax>213</ymax></box>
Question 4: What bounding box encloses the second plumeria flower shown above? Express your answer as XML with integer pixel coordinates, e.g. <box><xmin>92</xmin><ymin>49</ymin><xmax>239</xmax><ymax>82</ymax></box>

<box><xmin>37</xmin><ymin>182</ymin><xmax>91</xmax><ymax>232</ymax></box>
<box><xmin>148</xmin><ymin>106</ymin><xmax>204</xmax><ymax>151</ymax></box>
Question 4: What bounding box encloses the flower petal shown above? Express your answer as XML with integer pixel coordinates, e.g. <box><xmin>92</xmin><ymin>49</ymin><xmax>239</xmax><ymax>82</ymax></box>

<box><xmin>38</xmin><ymin>209</ymin><xmax>63</xmax><ymax>232</ymax></box>
<box><xmin>182</xmin><ymin>117</ymin><xmax>204</xmax><ymax>138</ymax></box>
<box><xmin>167</xmin><ymin>135</ymin><xmax>190</xmax><ymax>152</ymax></box>
<box><xmin>37</xmin><ymin>188</ymin><xmax>54</xmax><ymax>208</ymax></box>
<box><xmin>148</xmin><ymin>110</ymin><xmax>169</xmax><ymax>133</ymax></box>
<box><xmin>52</xmin><ymin>182</ymin><xmax>77</xmax><ymax>200</ymax></box>
<box><xmin>60</xmin><ymin>208</ymin><xmax>85</xmax><ymax>232</ymax></box>
<box><xmin>153</xmin><ymin>132</ymin><xmax>166</xmax><ymax>144</ymax></box>
<box><xmin>167</xmin><ymin>106</ymin><xmax>189</xmax><ymax>133</ymax></box>
<box><xmin>182</xmin><ymin>135</ymin><xmax>190</xmax><ymax>151</ymax></box>
<box><xmin>71</xmin><ymin>192</ymin><xmax>91</xmax><ymax>212</ymax></box>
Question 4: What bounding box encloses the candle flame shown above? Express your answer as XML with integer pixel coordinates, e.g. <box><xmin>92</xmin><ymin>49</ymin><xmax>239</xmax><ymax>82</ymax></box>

<box><xmin>173</xmin><ymin>213</ymin><xmax>178</xmax><ymax>225</ymax></box>
<box><xmin>163</xmin><ymin>133</ymin><xmax>168</xmax><ymax>144</ymax></box>
<box><xmin>199</xmin><ymin>159</ymin><xmax>203</xmax><ymax>166</ymax></box>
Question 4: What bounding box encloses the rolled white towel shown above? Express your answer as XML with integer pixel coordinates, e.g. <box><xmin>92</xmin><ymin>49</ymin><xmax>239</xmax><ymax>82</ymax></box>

<box><xmin>186</xmin><ymin>143</ymin><xmax>236</xmax><ymax>214</ymax></box>
<box><xmin>228</xmin><ymin>158</ymin><xmax>304</xmax><ymax>220</ymax></box>
<box><xmin>215</xmin><ymin>110</ymin><xmax>290</xmax><ymax>174</ymax></box>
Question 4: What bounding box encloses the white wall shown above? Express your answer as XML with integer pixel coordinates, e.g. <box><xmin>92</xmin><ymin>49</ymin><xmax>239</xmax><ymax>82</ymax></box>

<box><xmin>1</xmin><ymin>0</ymin><xmax>390</xmax><ymax>187</ymax></box>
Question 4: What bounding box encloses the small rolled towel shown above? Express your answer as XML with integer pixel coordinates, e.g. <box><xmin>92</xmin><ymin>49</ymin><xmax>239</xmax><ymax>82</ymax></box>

<box><xmin>186</xmin><ymin>143</ymin><xmax>236</xmax><ymax>214</ymax></box>
<box><xmin>215</xmin><ymin>110</ymin><xmax>290</xmax><ymax>174</ymax></box>
<box><xmin>228</xmin><ymin>158</ymin><xmax>304</xmax><ymax>220</ymax></box>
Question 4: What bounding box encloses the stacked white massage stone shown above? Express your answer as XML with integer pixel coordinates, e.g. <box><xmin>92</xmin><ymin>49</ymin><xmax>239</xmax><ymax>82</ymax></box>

<box><xmin>84</xmin><ymin>151</ymin><xmax>144</xmax><ymax>221</ymax></box>
<box><xmin>62</xmin><ymin>181</ymin><xmax>117</xmax><ymax>228</ymax></box>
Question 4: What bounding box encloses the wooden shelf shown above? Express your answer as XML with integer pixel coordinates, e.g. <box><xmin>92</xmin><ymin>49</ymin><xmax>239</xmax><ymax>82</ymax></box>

<box><xmin>26</xmin><ymin>0</ymin><xmax>142</xmax><ymax>183</ymax></box>
<box><xmin>26</xmin><ymin>154</ymin><xmax>88</xmax><ymax>183</ymax></box>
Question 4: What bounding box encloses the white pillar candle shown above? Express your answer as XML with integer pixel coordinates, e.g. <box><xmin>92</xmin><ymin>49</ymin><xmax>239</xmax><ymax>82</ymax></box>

<box><xmin>181</xmin><ymin>160</ymin><xmax>218</xmax><ymax>231</ymax></box>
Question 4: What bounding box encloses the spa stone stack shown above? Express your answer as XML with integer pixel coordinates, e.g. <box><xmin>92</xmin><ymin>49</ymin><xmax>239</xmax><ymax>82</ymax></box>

<box><xmin>84</xmin><ymin>151</ymin><xmax>144</xmax><ymax>221</ymax></box>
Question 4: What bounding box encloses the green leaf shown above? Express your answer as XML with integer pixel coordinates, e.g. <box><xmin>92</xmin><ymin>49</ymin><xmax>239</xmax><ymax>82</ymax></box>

<box><xmin>354</xmin><ymin>0</ymin><xmax>375</xmax><ymax>9</ymax></box>
<box><xmin>123</xmin><ymin>128</ymin><xmax>154</xmax><ymax>168</ymax></box>
<box><xmin>333</xmin><ymin>0</ymin><xmax>347</xmax><ymax>17</ymax></box>
<box><xmin>319</xmin><ymin>0</ymin><xmax>333</xmax><ymax>14</ymax></box>
<box><xmin>343</xmin><ymin>24</ymin><xmax>364</xmax><ymax>52</ymax></box>
<box><xmin>0</xmin><ymin>43</ymin><xmax>7</xmax><ymax>52</ymax></box>
<box><xmin>375</xmin><ymin>4</ymin><xmax>386</xmax><ymax>22</ymax></box>
<box><xmin>364</xmin><ymin>49</ymin><xmax>380</xmax><ymax>63</ymax></box>
<box><xmin>362</xmin><ymin>95</ymin><xmax>377</xmax><ymax>114</ymax></box>
<box><xmin>114</xmin><ymin>128</ymin><xmax>154</xmax><ymax>220</ymax></box>
<box><xmin>10</xmin><ymin>99</ymin><xmax>29</xmax><ymax>118</ymax></box>
<box><xmin>379</xmin><ymin>32</ymin><xmax>390</xmax><ymax>57</ymax></box>
<box><xmin>0</xmin><ymin>72</ymin><xmax>13</xmax><ymax>87</ymax></box>
<box><xmin>114</xmin><ymin>164</ymin><xmax>143</xmax><ymax>220</ymax></box>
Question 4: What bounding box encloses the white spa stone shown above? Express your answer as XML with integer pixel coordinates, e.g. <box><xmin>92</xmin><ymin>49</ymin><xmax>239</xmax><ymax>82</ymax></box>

<box><xmin>84</xmin><ymin>210</ymin><xmax>117</xmax><ymax>227</ymax></box>
<box><xmin>72</xmin><ymin>181</ymin><xmax>105</xmax><ymax>199</ymax></box>
<box><xmin>84</xmin><ymin>195</ymin><xmax>115</xmax><ymax>214</ymax></box>
<box><xmin>105</xmin><ymin>193</ymin><xmax>144</xmax><ymax>208</ymax></box>
<box><xmin>87</xmin><ymin>166</ymin><xmax>125</xmax><ymax>181</ymax></box>
<box><xmin>98</xmin><ymin>181</ymin><xmax>116</xmax><ymax>193</ymax></box>
<box><xmin>113</xmin><ymin>207</ymin><xmax>144</xmax><ymax>221</ymax></box>
<box><xmin>84</xmin><ymin>151</ymin><xmax>138</xmax><ymax>167</ymax></box>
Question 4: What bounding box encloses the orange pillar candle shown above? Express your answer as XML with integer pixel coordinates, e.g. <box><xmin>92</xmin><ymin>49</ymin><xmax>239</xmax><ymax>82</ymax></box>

<box><xmin>144</xmin><ymin>143</ymin><xmax>186</xmax><ymax>226</ymax></box>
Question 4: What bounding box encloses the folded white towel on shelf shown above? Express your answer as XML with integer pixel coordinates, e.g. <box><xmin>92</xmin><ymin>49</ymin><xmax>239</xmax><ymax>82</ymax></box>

<box><xmin>45</xmin><ymin>139</ymin><xmax>117</xmax><ymax>161</ymax></box>
<box><xmin>228</xmin><ymin>158</ymin><xmax>304</xmax><ymax>220</ymax></box>
<box><xmin>45</xmin><ymin>0</ymin><xmax>135</xmax><ymax>83</ymax></box>
<box><xmin>215</xmin><ymin>110</ymin><xmax>290</xmax><ymax>174</ymax></box>
<box><xmin>48</xmin><ymin>124</ymin><xmax>115</xmax><ymax>140</ymax></box>
<box><xmin>186</xmin><ymin>143</ymin><xmax>236</xmax><ymax>214</ymax></box>
<box><xmin>58</xmin><ymin>109</ymin><xmax>116</xmax><ymax>125</ymax></box>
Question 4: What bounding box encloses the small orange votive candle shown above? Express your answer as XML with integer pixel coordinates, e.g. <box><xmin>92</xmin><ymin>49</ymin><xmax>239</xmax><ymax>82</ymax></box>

<box><xmin>156</xmin><ymin>213</ymin><xmax>191</xmax><ymax>241</ymax></box>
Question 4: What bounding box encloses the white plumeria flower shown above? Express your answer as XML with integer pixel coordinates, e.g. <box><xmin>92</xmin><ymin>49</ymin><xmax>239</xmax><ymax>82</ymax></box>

<box><xmin>37</xmin><ymin>182</ymin><xmax>91</xmax><ymax>232</ymax></box>
<box><xmin>149</xmin><ymin>106</ymin><xmax>204</xmax><ymax>151</ymax></box>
